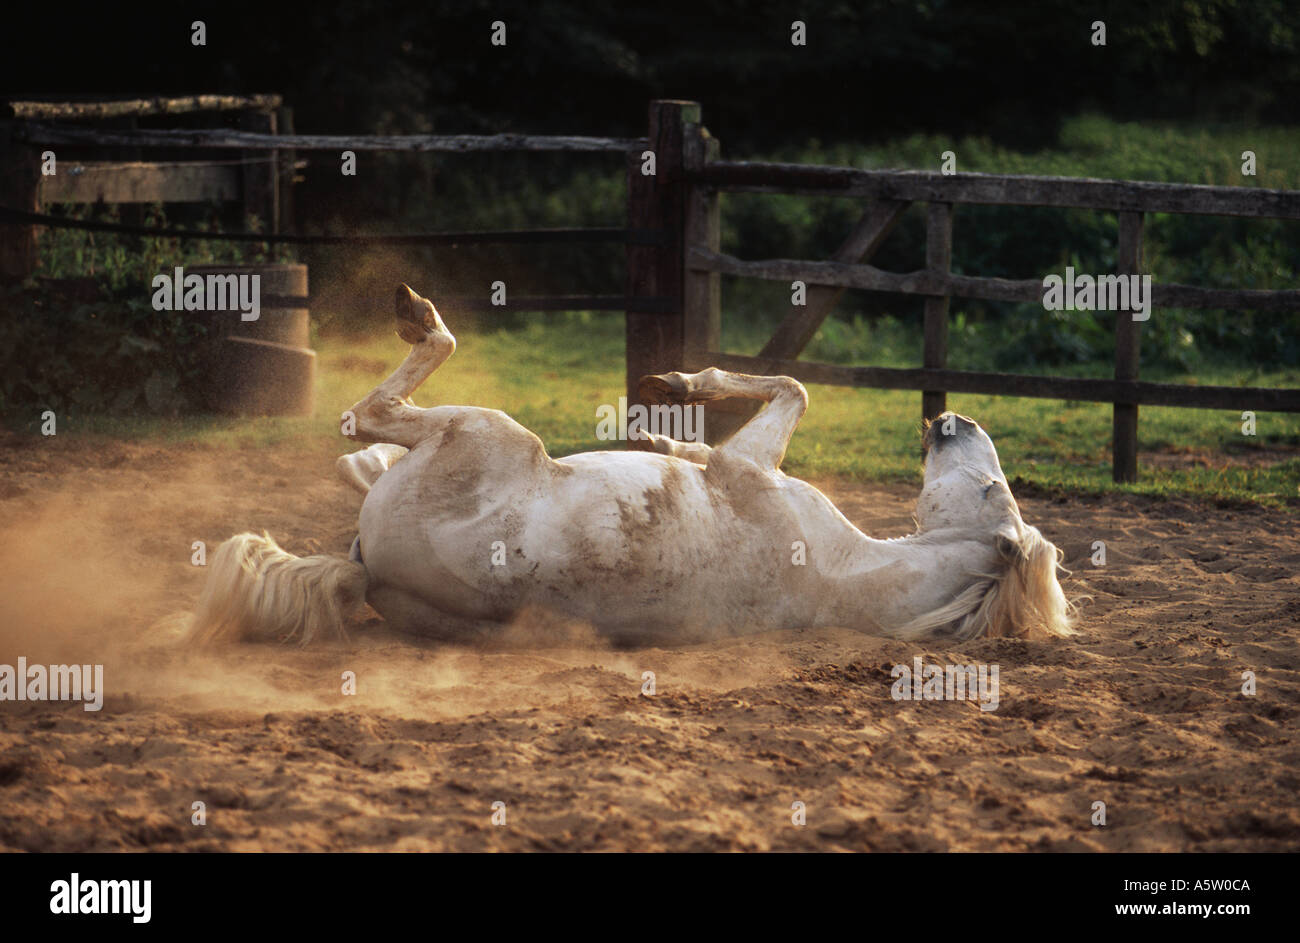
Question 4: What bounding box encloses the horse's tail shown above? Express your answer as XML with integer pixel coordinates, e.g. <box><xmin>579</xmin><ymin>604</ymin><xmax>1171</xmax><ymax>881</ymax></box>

<box><xmin>186</xmin><ymin>532</ymin><xmax>368</xmax><ymax>646</ymax></box>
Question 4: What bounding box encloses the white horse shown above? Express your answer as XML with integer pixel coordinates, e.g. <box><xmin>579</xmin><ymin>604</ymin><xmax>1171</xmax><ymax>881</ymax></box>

<box><xmin>188</xmin><ymin>285</ymin><xmax>1074</xmax><ymax>647</ymax></box>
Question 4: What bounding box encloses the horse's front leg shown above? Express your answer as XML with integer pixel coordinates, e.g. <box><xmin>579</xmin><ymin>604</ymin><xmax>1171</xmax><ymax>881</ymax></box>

<box><xmin>635</xmin><ymin>431</ymin><xmax>714</xmax><ymax>466</ymax></box>
<box><xmin>345</xmin><ymin>284</ymin><xmax>457</xmax><ymax>448</ymax></box>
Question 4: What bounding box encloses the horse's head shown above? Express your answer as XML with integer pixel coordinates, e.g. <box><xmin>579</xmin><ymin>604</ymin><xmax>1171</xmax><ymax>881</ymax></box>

<box><xmin>912</xmin><ymin>412</ymin><xmax>1074</xmax><ymax>638</ymax></box>
<box><xmin>918</xmin><ymin>412</ymin><xmax>1018</xmax><ymax>537</ymax></box>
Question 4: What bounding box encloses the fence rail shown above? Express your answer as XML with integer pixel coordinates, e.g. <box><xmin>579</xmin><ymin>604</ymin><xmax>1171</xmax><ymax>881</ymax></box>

<box><xmin>7</xmin><ymin>94</ymin><xmax>283</xmax><ymax>120</ymax></box>
<box><xmin>689</xmin><ymin>247</ymin><xmax>1300</xmax><ymax>312</ymax></box>
<box><xmin>686</xmin><ymin>351</ymin><xmax>1300</xmax><ymax>412</ymax></box>
<box><xmin>696</xmin><ymin>160</ymin><xmax>1300</xmax><ymax>219</ymax></box>
<box><xmin>16</xmin><ymin>123</ymin><xmax>644</xmax><ymax>153</ymax></box>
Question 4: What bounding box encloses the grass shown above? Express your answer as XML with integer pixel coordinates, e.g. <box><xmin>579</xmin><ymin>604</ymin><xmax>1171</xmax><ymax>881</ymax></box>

<box><xmin>61</xmin><ymin>311</ymin><xmax>1300</xmax><ymax>510</ymax></box>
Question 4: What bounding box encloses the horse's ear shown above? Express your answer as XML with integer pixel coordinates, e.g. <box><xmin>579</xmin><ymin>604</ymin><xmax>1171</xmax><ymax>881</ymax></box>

<box><xmin>994</xmin><ymin>522</ymin><xmax>1022</xmax><ymax>562</ymax></box>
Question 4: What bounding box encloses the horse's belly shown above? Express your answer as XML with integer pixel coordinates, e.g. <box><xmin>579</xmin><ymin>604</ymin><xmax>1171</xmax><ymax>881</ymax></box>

<box><xmin>357</xmin><ymin>449</ymin><xmax>806</xmax><ymax>637</ymax></box>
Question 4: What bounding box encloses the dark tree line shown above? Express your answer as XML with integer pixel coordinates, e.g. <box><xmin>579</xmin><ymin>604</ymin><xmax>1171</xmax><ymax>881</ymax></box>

<box><xmin>6</xmin><ymin>0</ymin><xmax>1298</xmax><ymax>149</ymax></box>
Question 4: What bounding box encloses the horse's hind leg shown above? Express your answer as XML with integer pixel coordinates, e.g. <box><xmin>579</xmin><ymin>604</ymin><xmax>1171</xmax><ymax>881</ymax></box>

<box><xmin>345</xmin><ymin>284</ymin><xmax>457</xmax><ymax>448</ymax></box>
<box><xmin>639</xmin><ymin>367</ymin><xmax>807</xmax><ymax>469</ymax></box>
<box><xmin>337</xmin><ymin>443</ymin><xmax>409</xmax><ymax>494</ymax></box>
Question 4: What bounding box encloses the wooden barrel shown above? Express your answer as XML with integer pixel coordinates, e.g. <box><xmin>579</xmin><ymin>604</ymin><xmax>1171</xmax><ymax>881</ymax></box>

<box><xmin>190</xmin><ymin>263</ymin><xmax>315</xmax><ymax>416</ymax></box>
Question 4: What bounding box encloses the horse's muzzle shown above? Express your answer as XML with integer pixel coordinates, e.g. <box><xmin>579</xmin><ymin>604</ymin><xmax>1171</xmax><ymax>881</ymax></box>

<box><xmin>923</xmin><ymin>412</ymin><xmax>978</xmax><ymax>457</ymax></box>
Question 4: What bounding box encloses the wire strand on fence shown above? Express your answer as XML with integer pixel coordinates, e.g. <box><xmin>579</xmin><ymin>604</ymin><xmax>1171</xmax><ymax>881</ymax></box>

<box><xmin>0</xmin><ymin>206</ymin><xmax>667</xmax><ymax>246</ymax></box>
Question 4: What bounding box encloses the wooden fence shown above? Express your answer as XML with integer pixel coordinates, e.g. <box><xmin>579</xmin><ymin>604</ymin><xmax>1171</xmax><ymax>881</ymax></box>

<box><xmin>0</xmin><ymin>93</ymin><xmax>669</xmax><ymax>318</ymax></box>
<box><xmin>630</xmin><ymin>101</ymin><xmax>1300</xmax><ymax>481</ymax></box>
<box><xmin>1</xmin><ymin>95</ymin><xmax>297</xmax><ymax>259</ymax></box>
<box><xmin>3</xmin><ymin>97</ymin><xmax>1298</xmax><ymax>482</ymax></box>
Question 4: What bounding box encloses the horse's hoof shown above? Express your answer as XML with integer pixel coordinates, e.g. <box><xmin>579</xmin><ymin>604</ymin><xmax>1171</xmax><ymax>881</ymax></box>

<box><xmin>396</xmin><ymin>321</ymin><xmax>429</xmax><ymax>344</ymax></box>
<box><xmin>638</xmin><ymin>372</ymin><xmax>690</xmax><ymax>404</ymax></box>
<box><xmin>395</xmin><ymin>283</ymin><xmax>447</xmax><ymax>344</ymax></box>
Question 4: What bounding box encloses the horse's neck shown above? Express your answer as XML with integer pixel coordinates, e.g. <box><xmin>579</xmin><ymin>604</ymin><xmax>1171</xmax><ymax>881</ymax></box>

<box><xmin>815</xmin><ymin>527</ymin><xmax>992</xmax><ymax>633</ymax></box>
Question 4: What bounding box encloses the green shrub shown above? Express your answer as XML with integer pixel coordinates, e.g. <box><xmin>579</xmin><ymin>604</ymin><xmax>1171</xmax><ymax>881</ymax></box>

<box><xmin>0</xmin><ymin>205</ymin><xmax>295</xmax><ymax>423</ymax></box>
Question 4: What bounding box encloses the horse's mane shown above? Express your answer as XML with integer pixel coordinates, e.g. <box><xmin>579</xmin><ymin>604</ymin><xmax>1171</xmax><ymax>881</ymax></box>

<box><xmin>892</xmin><ymin>524</ymin><xmax>1079</xmax><ymax>641</ymax></box>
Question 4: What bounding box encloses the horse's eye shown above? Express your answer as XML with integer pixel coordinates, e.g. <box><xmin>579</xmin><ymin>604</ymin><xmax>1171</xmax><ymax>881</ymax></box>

<box><xmin>982</xmin><ymin>483</ymin><xmax>994</xmax><ymax>499</ymax></box>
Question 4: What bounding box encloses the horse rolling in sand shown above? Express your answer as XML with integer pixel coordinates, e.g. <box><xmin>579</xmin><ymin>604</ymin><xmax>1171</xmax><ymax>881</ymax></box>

<box><xmin>188</xmin><ymin>285</ymin><xmax>1074</xmax><ymax>647</ymax></box>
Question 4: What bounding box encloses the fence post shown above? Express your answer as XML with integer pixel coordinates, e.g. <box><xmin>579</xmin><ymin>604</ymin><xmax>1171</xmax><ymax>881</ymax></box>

<box><xmin>1113</xmin><ymin>211</ymin><xmax>1144</xmax><ymax>482</ymax></box>
<box><xmin>625</xmin><ymin>100</ymin><xmax>695</xmax><ymax>409</ymax></box>
<box><xmin>276</xmin><ymin>105</ymin><xmax>296</xmax><ymax>235</ymax></box>
<box><xmin>682</xmin><ymin>125</ymin><xmax>719</xmax><ymax>364</ymax></box>
<box><xmin>119</xmin><ymin>115</ymin><xmax>145</xmax><ymax>232</ymax></box>
<box><xmin>683</xmin><ymin>120</ymin><xmax>745</xmax><ymax>443</ymax></box>
<box><xmin>0</xmin><ymin>118</ymin><xmax>39</xmax><ymax>283</ymax></box>
<box><xmin>922</xmin><ymin>202</ymin><xmax>954</xmax><ymax>424</ymax></box>
<box><xmin>241</xmin><ymin>109</ymin><xmax>279</xmax><ymax>235</ymax></box>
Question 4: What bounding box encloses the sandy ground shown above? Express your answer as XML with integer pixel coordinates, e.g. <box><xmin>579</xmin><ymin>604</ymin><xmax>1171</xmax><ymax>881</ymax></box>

<box><xmin>0</xmin><ymin>430</ymin><xmax>1297</xmax><ymax>852</ymax></box>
